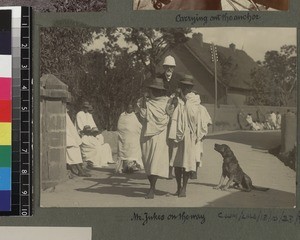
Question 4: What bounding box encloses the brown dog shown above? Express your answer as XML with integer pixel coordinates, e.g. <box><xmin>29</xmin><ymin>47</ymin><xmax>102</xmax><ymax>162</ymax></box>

<box><xmin>213</xmin><ymin>144</ymin><xmax>269</xmax><ymax>192</ymax></box>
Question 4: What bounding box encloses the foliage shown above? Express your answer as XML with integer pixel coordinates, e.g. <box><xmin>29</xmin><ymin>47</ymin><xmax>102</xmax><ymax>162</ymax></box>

<box><xmin>124</xmin><ymin>28</ymin><xmax>191</xmax><ymax>77</ymax></box>
<box><xmin>41</xmin><ymin>27</ymin><xmax>190</xmax><ymax>130</ymax></box>
<box><xmin>218</xmin><ymin>54</ymin><xmax>238</xmax><ymax>86</ymax></box>
<box><xmin>247</xmin><ymin>45</ymin><xmax>297</xmax><ymax>107</ymax></box>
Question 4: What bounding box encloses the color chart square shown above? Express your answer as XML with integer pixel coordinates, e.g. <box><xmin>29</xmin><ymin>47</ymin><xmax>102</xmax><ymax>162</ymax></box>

<box><xmin>0</xmin><ymin>123</ymin><xmax>11</xmax><ymax>145</ymax></box>
<box><xmin>0</xmin><ymin>168</ymin><xmax>11</xmax><ymax>190</ymax></box>
<box><xmin>0</xmin><ymin>190</ymin><xmax>11</xmax><ymax>211</ymax></box>
<box><xmin>0</xmin><ymin>146</ymin><xmax>11</xmax><ymax>168</ymax></box>
<box><xmin>0</xmin><ymin>100</ymin><xmax>12</xmax><ymax>122</ymax></box>
<box><xmin>0</xmin><ymin>55</ymin><xmax>12</xmax><ymax>78</ymax></box>
<box><xmin>0</xmin><ymin>31</ymin><xmax>11</xmax><ymax>55</ymax></box>
<box><xmin>0</xmin><ymin>77</ymin><xmax>12</xmax><ymax>100</ymax></box>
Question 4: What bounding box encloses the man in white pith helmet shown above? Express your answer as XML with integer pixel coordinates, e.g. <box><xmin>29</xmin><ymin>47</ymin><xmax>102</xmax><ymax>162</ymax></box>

<box><xmin>158</xmin><ymin>55</ymin><xmax>181</xmax><ymax>96</ymax></box>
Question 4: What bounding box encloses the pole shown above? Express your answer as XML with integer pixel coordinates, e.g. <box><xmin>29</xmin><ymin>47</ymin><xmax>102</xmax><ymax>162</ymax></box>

<box><xmin>211</xmin><ymin>43</ymin><xmax>218</xmax><ymax>133</ymax></box>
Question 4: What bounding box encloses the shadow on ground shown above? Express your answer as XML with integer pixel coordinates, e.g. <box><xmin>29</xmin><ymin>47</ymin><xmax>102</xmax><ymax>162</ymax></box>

<box><xmin>207</xmin><ymin>131</ymin><xmax>281</xmax><ymax>150</ymax></box>
<box><xmin>202</xmin><ymin>187</ymin><xmax>296</xmax><ymax>208</ymax></box>
<box><xmin>75</xmin><ymin>171</ymin><xmax>170</xmax><ymax>198</ymax></box>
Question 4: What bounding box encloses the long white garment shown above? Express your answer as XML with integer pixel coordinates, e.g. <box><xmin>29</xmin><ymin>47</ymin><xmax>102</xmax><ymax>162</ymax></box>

<box><xmin>75</xmin><ymin>111</ymin><xmax>97</xmax><ymax>134</ymax></box>
<box><xmin>139</xmin><ymin>96</ymin><xmax>170</xmax><ymax>178</ymax></box>
<box><xmin>96</xmin><ymin>134</ymin><xmax>114</xmax><ymax>164</ymax></box>
<box><xmin>81</xmin><ymin>135</ymin><xmax>108</xmax><ymax>167</ymax></box>
<box><xmin>171</xmin><ymin>92</ymin><xmax>201</xmax><ymax>172</ymax></box>
<box><xmin>276</xmin><ymin>114</ymin><xmax>282</xmax><ymax>129</ymax></box>
<box><xmin>117</xmin><ymin>112</ymin><xmax>143</xmax><ymax>163</ymax></box>
<box><xmin>269</xmin><ymin>113</ymin><xmax>277</xmax><ymax>129</ymax></box>
<box><xmin>66</xmin><ymin>113</ymin><xmax>83</xmax><ymax>165</ymax></box>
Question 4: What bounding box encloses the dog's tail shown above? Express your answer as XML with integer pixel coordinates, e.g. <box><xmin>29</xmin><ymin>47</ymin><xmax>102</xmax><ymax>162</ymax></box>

<box><xmin>252</xmin><ymin>185</ymin><xmax>269</xmax><ymax>191</ymax></box>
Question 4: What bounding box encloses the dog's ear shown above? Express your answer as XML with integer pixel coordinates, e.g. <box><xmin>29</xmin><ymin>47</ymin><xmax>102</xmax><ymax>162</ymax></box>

<box><xmin>223</xmin><ymin>146</ymin><xmax>233</xmax><ymax>157</ymax></box>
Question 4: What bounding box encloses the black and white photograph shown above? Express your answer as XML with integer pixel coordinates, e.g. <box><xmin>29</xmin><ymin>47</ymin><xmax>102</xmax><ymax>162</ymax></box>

<box><xmin>0</xmin><ymin>0</ymin><xmax>106</xmax><ymax>12</ymax></box>
<box><xmin>134</xmin><ymin>0</ymin><xmax>289</xmax><ymax>11</ymax></box>
<box><xmin>40</xmin><ymin>27</ymin><xmax>296</xmax><ymax>208</ymax></box>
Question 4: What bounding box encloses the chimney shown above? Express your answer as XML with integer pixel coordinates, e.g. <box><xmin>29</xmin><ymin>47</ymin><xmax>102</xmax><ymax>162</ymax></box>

<box><xmin>193</xmin><ymin>33</ymin><xmax>203</xmax><ymax>47</ymax></box>
<box><xmin>229</xmin><ymin>43</ymin><xmax>236</xmax><ymax>52</ymax></box>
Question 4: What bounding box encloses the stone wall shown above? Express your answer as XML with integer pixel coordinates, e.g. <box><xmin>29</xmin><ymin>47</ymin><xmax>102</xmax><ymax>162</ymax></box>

<box><xmin>40</xmin><ymin>74</ymin><xmax>71</xmax><ymax>190</ymax></box>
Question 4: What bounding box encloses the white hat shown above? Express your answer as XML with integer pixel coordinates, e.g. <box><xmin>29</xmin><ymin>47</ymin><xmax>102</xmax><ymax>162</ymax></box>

<box><xmin>163</xmin><ymin>55</ymin><xmax>176</xmax><ymax>66</ymax></box>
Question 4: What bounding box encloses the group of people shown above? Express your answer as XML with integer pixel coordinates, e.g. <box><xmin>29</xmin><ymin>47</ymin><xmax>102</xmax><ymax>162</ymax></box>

<box><xmin>120</xmin><ymin>55</ymin><xmax>212</xmax><ymax>199</ymax></box>
<box><xmin>65</xmin><ymin>55</ymin><xmax>212</xmax><ymax>200</ymax></box>
<box><xmin>245</xmin><ymin>111</ymin><xmax>282</xmax><ymax>131</ymax></box>
<box><xmin>66</xmin><ymin>101</ymin><xmax>114</xmax><ymax>177</ymax></box>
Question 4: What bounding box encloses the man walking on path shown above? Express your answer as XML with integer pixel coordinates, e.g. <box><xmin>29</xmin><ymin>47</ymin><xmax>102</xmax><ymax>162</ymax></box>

<box><xmin>158</xmin><ymin>55</ymin><xmax>181</xmax><ymax>178</ymax></box>
<box><xmin>138</xmin><ymin>78</ymin><xmax>174</xmax><ymax>199</ymax></box>
<box><xmin>158</xmin><ymin>55</ymin><xmax>181</xmax><ymax>97</ymax></box>
<box><xmin>169</xmin><ymin>75</ymin><xmax>202</xmax><ymax>197</ymax></box>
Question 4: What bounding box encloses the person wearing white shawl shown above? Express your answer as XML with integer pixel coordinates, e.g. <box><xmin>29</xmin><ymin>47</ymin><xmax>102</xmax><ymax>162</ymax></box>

<box><xmin>75</xmin><ymin>101</ymin><xmax>97</xmax><ymax>136</ymax></box>
<box><xmin>115</xmin><ymin>102</ymin><xmax>143</xmax><ymax>173</ymax></box>
<box><xmin>66</xmin><ymin>110</ymin><xmax>90</xmax><ymax>177</ymax></box>
<box><xmin>138</xmin><ymin>78</ymin><xmax>174</xmax><ymax>199</ymax></box>
<box><xmin>169</xmin><ymin>75</ymin><xmax>202</xmax><ymax>197</ymax></box>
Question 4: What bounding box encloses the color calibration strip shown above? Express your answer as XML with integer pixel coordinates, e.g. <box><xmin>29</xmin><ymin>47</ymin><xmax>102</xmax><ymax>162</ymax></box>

<box><xmin>0</xmin><ymin>9</ymin><xmax>12</xmax><ymax>212</ymax></box>
<box><xmin>0</xmin><ymin>6</ymin><xmax>32</xmax><ymax>216</ymax></box>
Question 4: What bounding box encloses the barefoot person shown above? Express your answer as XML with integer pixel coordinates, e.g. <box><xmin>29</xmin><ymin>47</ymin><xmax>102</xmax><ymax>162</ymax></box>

<box><xmin>66</xmin><ymin>108</ymin><xmax>91</xmax><ymax>177</ymax></box>
<box><xmin>170</xmin><ymin>75</ymin><xmax>201</xmax><ymax>197</ymax></box>
<box><xmin>158</xmin><ymin>55</ymin><xmax>181</xmax><ymax>179</ymax></box>
<box><xmin>138</xmin><ymin>78</ymin><xmax>173</xmax><ymax>199</ymax></box>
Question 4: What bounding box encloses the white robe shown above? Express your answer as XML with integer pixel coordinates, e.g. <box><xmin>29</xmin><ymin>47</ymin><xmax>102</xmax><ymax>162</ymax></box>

<box><xmin>171</xmin><ymin>92</ymin><xmax>201</xmax><ymax>172</ymax></box>
<box><xmin>81</xmin><ymin>135</ymin><xmax>109</xmax><ymax>167</ymax></box>
<box><xmin>75</xmin><ymin>111</ymin><xmax>97</xmax><ymax>134</ymax></box>
<box><xmin>139</xmin><ymin>96</ymin><xmax>170</xmax><ymax>178</ymax></box>
<box><xmin>116</xmin><ymin>112</ymin><xmax>143</xmax><ymax>171</ymax></box>
<box><xmin>276</xmin><ymin>114</ymin><xmax>282</xmax><ymax>129</ymax></box>
<box><xmin>96</xmin><ymin>134</ymin><xmax>114</xmax><ymax>164</ymax></box>
<box><xmin>66</xmin><ymin>113</ymin><xmax>83</xmax><ymax>165</ymax></box>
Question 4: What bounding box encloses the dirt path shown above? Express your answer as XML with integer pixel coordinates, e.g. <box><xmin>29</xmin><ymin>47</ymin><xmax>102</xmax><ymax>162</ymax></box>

<box><xmin>41</xmin><ymin>131</ymin><xmax>296</xmax><ymax>208</ymax></box>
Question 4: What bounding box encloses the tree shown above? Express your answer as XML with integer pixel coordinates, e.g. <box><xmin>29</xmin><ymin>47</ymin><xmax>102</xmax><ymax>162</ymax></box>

<box><xmin>218</xmin><ymin>54</ymin><xmax>238</xmax><ymax>86</ymax></box>
<box><xmin>40</xmin><ymin>27</ymin><xmax>192</xmax><ymax>130</ymax></box>
<box><xmin>124</xmin><ymin>28</ymin><xmax>191</xmax><ymax>77</ymax></box>
<box><xmin>247</xmin><ymin>45</ymin><xmax>297</xmax><ymax>106</ymax></box>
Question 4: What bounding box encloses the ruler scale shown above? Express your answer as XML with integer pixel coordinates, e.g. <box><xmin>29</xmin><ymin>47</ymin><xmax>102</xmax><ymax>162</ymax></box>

<box><xmin>0</xmin><ymin>6</ymin><xmax>32</xmax><ymax>216</ymax></box>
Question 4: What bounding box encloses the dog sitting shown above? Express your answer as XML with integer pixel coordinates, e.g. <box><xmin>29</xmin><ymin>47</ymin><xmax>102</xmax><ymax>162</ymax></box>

<box><xmin>213</xmin><ymin>144</ymin><xmax>269</xmax><ymax>192</ymax></box>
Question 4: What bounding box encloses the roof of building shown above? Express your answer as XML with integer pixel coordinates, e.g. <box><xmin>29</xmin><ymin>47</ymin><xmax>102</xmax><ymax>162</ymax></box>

<box><xmin>177</xmin><ymin>33</ymin><xmax>259</xmax><ymax>90</ymax></box>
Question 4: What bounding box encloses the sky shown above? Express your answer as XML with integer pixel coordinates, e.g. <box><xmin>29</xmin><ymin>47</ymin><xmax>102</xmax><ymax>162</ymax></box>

<box><xmin>87</xmin><ymin>27</ymin><xmax>297</xmax><ymax>62</ymax></box>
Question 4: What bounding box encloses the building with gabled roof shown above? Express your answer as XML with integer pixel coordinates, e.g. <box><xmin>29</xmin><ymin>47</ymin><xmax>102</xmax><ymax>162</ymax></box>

<box><xmin>158</xmin><ymin>33</ymin><xmax>259</xmax><ymax>106</ymax></box>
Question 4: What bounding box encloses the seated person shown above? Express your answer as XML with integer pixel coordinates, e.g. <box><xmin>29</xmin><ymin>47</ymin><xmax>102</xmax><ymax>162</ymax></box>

<box><xmin>93</xmin><ymin>127</ymin><xmax>115</xmax><ymax>164</ymax></box>
<box><xmin>115</xmin><ymin>102</ymin><xmax>144</xmax><ymax>174</ymax></box>
<box><xmin>66</xmin><ymin>111</ymin><xmax>91</xmax><ymax>177</ymax></box>
<box><xmin>80</xmin><ymin>126</ymin><xmax>109</xmax><ymax>168</ymax></box>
